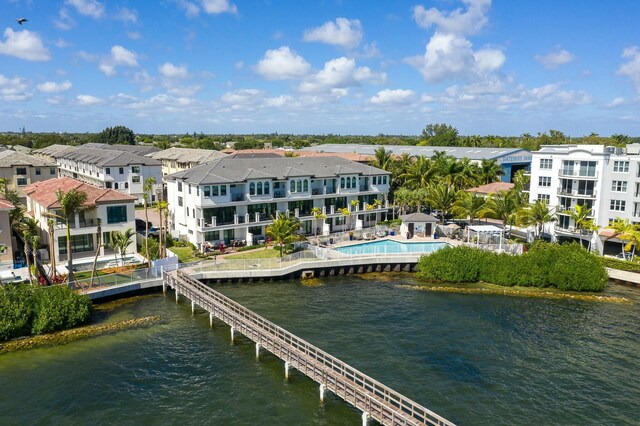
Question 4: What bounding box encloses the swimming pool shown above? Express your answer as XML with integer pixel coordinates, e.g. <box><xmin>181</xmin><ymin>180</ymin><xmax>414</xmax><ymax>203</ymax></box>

<box><xmin>333</xmin><ymin>239</ymin><xmax>449</xmax><ymax>255</ymax></box>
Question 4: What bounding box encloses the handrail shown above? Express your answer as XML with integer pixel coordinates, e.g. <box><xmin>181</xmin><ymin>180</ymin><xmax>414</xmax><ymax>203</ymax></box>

<box><xmin>172</xmin><ymin>270</ymin><xmax>454</xmax><ymax>426</ymax></box>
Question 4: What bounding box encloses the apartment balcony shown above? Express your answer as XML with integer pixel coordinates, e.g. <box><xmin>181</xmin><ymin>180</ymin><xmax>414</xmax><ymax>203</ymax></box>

<box><xmin>523</xmin><ymin>167</ymin><xmax>532</xmax><ymax>176</ymax></box>
<box><xmin>556</xmin><ymin>188</ymin><xmax>597</xmax><ymax>199</ymax></box>
<box><xmin>273</xmin><ymin>191</ymin><xmax>286</xmax><ymax>198</ymax></box>
<box><xmin>558</xmin><ymin>170</ymin><xmax>598</xmax><ymax>179</ymax></box>
<box><xmin>555</xmin><ymin>207</ymin><xmax>594</xmax><ymax>218</ymax></box>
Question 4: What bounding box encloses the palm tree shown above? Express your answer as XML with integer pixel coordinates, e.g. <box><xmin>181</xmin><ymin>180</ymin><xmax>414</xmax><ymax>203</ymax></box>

<box><xmin>451</xmin><ymin>191</ymin><xmax>485</xmax><ymax>225</ymax></box>
<box><xmin>311</xmin><ymin>207</ymin><xmax>327</xmax><ymax>237</ymax></box>
<box><xmin>155</xmin><ymin>200</ymin><xmax>168</xmax><ymax>258</ymax></box>
<box><xmin>110</xmin><ymin>229</ymin><xmax>135</xmax><ymax>266</ymax></box>
<box><xmin>479</xmin><ymin>159</ymin><xmax>505</xmax><ymax>185</ymax></box>
<box><xmin>607</xmin><ymin>218</ymin><xmax>636</xmax><ymax>257</ymax></box>
<box><xmin>266</xmin><ymin>214</ymin><xmax>301</xmax><ymax>257</ymax></box>
<box><xmin>44</xmin><ymin>189</ymin><xmax>89</xmax><ymax>287</ymax></box>
<box><xmin>481</xmin><ymin>190</ymin><xmax>518</xmax><ymax>228</ymax></box>
<box><xmin>47</xmin><ymin>218</ymin><xmax>57</xmax><ymax>280</ymax></box>
<box><xmin>31</xmin><ymin>234</ymin><xmax>40</xmax><ymax>285</ymax></box>
<box><xmin>517</xmin><ymin>200</ymin><xmax>556</xmax><ymax>239</ymax></box>
<box><xmin>401</xmin><ymin>156</ymin><xmax>437</xmax><ymax>190</ymax></box>
<box><xmin>13</xmin><ymin>216</ymin><xmax>39</xmax><ymax>284</ymax></box>
<box><xmin>143</xmin><ymin>177</ymin><xmax>156</xmax><ymax>266</ymax></box>
<box><xmin>569</xmin><ymin>204</ymin><xmax>593</xmax><ymax>249</ymax></box>
<box><xmin>370</xmin><ymin>147</ymin><xmax>394</xmax><ymax>171</ymax></box>
<box><xmin>425</xmin><ymin>183</ymin><xmax>457</xmax><ymax>226</ymax></box>
<box><xmin>90</xmin><ymin>218</ymin><xmax>102</xmax><ymax>287</ymax></box>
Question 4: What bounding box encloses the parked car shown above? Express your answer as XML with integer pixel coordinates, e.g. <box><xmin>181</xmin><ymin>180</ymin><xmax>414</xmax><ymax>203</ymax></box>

<box><xmin>616</xmin><ymin>252</ymin><xmax>633</xmax><ymax>261</ymax></box>
<box><xmin>136</xmin><ymin>218</ymin><xmax>152</xmax><ymax>233</ymax></box>
<box><xmin>146</xmin><ymin>227</ymin><xmax>160</xmax><ymax>238</ymax></box>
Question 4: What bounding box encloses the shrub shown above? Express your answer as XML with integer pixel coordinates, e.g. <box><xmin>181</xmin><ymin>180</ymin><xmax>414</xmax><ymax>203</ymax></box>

<box><xmin>416</xmin><ymin>242</ymin><xmax>608</xmax><ymax>292</ymax></box>
<box><xmin>599</xmin><ymin>257</ymin><xmax>640</xmax><ymax>272</ymax></box>
<box><xmin>0</xmin><ymin>284</ymin><xmax>34</xmax><ymax>341</ymax></box>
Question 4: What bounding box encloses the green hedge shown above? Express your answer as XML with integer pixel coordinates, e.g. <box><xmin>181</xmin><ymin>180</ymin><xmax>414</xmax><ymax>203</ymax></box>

<box><xmin>598</xmin><ymin>257</ymin><xmax>640</xmax><ymax>272</ymax></box>
<box><xmin>416</xmin><ymin>242</ymin><xmax>608</xmax><ymax>292</ymax></box>
<box><xmin>0</xmin><ymin>284</ymin><xmax>91</xmax><ymax>341</ymax></box>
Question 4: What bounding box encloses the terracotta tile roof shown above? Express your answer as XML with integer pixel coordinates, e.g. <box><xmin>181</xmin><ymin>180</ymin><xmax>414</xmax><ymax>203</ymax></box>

<box><xmin>23</xmin><ymin>177</ymin><xmax>136</xmax><ymax>209</ymax></box>
<box><xmin>467</xmin><ymin>182</ymin><xmax>515</xmax><ymax>195</ymax></box>
<box><xmin>0</xmin><ymin>196</ymin><xmax>14</xmax><ymax>210</ymax></box>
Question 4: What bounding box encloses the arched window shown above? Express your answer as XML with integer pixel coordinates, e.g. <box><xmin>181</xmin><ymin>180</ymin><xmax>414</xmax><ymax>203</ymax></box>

<box><xmin>114</xmin><ymin>183</ymin><xmax>119</xmax><ymax>189</ymax></box>
<box><xmin>297</xmin><ymin>180</ymin><xmax>302</xmax><ymax>192</ymax></box>
<box><xmin>257</xmin><ymin>182</ymin><xmax>263</xmax><ymax>195</ymax></box>
<box><xmin>290</xmin><ymin>180</ymin><xmax>295</xmax><ymax>192</ymax></box>
<box><xmin>250</xmin><ymin>182</ymin><xmax>255</xmax><ymax>195</ymax></box>
<box><xmin>352</xmin><ymin>177</ymin><xmax>356</xmax><ymax>188</ymax></box>
<box><xmin>346</xmin><ymin>178</ymin><xmax>351</xmax><ymax>189</ymax></box>
<box><xmin>264</xmin><ymin>181</ymin><xmax>270</xmax><ymax>194</ymax></box>
<box><xmin>303</xmin><ymin>180</ymin><xmax>308</xmax><ymax>192</ymax></box>
<box><xmin>340</xmin><ymin>177</ymin><xmax>345</xmax><ymax>189</ymax></box>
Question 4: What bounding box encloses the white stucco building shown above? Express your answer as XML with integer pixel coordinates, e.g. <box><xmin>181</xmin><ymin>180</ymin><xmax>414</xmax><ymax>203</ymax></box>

<box><xmin>165</xmin><ymin>156</ymin><xmax>391</xmax><ymax>251</ymax></box>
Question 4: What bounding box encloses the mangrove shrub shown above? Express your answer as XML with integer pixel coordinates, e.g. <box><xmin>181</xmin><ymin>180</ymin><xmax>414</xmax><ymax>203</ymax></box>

<box><xmin>416</xmin><ymin>242</ymin><xmax>608</xmax><ymax>292</ymax></box>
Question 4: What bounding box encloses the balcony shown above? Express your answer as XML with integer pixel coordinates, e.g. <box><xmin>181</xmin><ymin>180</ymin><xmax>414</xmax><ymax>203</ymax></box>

<box><xmin>556</xmin><ymin>207</ymin><xmax>594</xmax><ymax>218</ymax></box>
<box><xmin>556</xmin><ymin>188</ymin><xmax>597</xmax><ymax>199</ymax></box>
<box><xmin>274</xmin><ymin>191</ymin><xmax>286</xmax><ymax>198</ymax></box>
<box><xmin>325</xmin><ymin>187</ymin><xmax>336</xmax><ymax>194</ymax></box>
<box><xmin>232</xmin><ymin>193</ymin><xmax>245</xmax><ymax>202</ymax></box>
<box><xmin>558</xmin><ymin>170</ymin><xmax>598</xmax><ymax>179</ymax></box>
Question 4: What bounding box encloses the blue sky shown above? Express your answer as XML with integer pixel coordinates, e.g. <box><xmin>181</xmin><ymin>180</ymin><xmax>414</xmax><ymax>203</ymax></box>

<box><xmin>1</xmin><ymin>0</ymin><xmax>639</xmax><ymax>136</ymax></box>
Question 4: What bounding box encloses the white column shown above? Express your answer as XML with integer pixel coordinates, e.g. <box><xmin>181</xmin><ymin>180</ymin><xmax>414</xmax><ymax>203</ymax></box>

<box><xmin>230</xmin><ymin>326</ymin><xmax>235</xmax><ymax>343</ymax></box>
<box><xmin>191</xmin><ymin>300</ymin><xmax>195</xmax><ymax>315</ymax></box>
<box><xmin>362</xmin><ymin>412</ymin><xmax>370</xmax><ymax>426</ymax></box>
<box><xmin>284</xmin><ymin>361</ymin><xmax>290</xmax><ymax>380</ymax></box>
<box><xmin>175</xmin><ymin>289</ymin><xmax>179</xmax><ymax>303</ymax></box>
<box><xmin>209</xmin><ymin>312</ymin><xmax>214</xmax><ymax>328</ymax></box>
<box><xmin>319</xmin><ymin>384</ymin><xmax>325</xmax><ymax>402</ymax></box>
<box><xmin>255</xmin><ymin>342</ymin><xmax>260</xmax><ymax>360</ymax></box>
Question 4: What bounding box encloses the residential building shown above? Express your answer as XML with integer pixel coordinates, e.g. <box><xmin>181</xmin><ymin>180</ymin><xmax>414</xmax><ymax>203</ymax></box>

<box><xmin>0</xmin><ymin>196</ymin><xmax>14</xmax><ymax>264</ymax></box>
<box><xmin>146</xmin><ymin>147</ymin><xmax>227</xmax><ymax>176</ymax></box>
<box><xmin>302</xmin><ymin>144</ymin><xmax>532</xmax><ymax>182</ymax></box>
<box><xmin>33</xmin><ymin>144</ymin><xmax>75</xmax><ymax>162</ymax></box>
<box><xmin>0</xmin><ymin>150</ymin><xmax>58</xmax><ymax>201</ymax></box>
<box><xmin>527</xmin><ymin>144</ymin><xmax>638</xmax><ymax>254</ymax></box>
<box><xmin>166</xmin><ymin>157</ymin><xmax>391</xmax><ymax>251</ymax></box>
<box><xmin>224</xmin><ymin>148</ymin><xmax>372</xmax><ymax>163</ymax></box>
<box><xmin>52</xmin><ymin>145</ymin><xmax>163</xmax><ymax>203</ymax></box>
<box><xmin>466</xmin><ymin>182</ymin><xmax>515</xmax><ymax>197</ymax></box>
<box><xmin>23</xmin><ymin>177</ymin><xmax>137</xmax><ymax>263</ymax></box>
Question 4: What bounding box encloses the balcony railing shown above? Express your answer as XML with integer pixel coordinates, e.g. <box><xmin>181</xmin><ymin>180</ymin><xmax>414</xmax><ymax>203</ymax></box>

<box><xmin>556</xmin><ymin>189</ymin><xmax>597</xmax><ymax>198</ymax></box>
<box><xmin>558</xmin><ymin>170</ymin><xmax>598</xmax><ymax>179</ymax></box>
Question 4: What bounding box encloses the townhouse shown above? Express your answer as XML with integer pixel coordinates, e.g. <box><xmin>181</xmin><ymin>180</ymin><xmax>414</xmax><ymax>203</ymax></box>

<box><xmin>0</xmin><ymin>150</ymin><xmax>58</xmax><ymax>201</ymax></box>
<box><xmin>24</xmin><ymin>177</ymin><xmax>137</xmax><ymax>263</ymax></box>
<box><xmin>166</xmin><ymin>156</ymin><xmax>391</xmax><ymax>251</ymax></box>
<box><xmin>145</xmin><ymin>147</ymin><xmax>227</xmax><ymax>177</ymax></box>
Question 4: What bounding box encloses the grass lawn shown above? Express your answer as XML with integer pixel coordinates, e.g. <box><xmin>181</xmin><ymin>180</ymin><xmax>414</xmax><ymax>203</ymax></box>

<box><xmin>168</xmin><ymin>247</ymin><xmax>199</xmax><ymax>263</ymax></box>
<box><xmin>225</xmin><ymin>247</ymin><xmax>285</xmax><ymax>259</ymax></box>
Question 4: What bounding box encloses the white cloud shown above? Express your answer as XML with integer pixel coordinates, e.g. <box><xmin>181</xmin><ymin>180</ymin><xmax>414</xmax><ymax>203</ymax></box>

<box><xmin>521</xmin><ymin>83</ymin><xmax>592</xmax><ymax>109</ymax></box>
<box><xmin>255</xmin><ymin>46</ymin><xmax>311</xmax><ymax>80</ymax></box>
<box><xmin>535</xmin><ymin>49</ymin><xmax>575</xmax><ymax>69</ymax></box>
<box><xmin>617</xmin><ymin>46</ymin><xmax>640</xmax><ymax>94</ymax></box>
<box><xmin>606</xmin><ymin>97</ymin><xmax>625</xmax><ymax>108</ymax></box>
<box><xmin>159</xmin><ymin>62</ymin><xmax>190</xmax><ymax>79</ymax></box>
<box><xmin>99</xmin><ymin>45</ymin><xmax>139</xmax><ymax>76</ymax></box>
<box><xmin>115</xmin><ymin>7</ymin><xmax>138</xmax><ymax>23</ymax></box>
<box><xmin>176</xmin><ymin>0</ymin><xmax>200</xmax><ymax>17</ymax></box>
<box><xmin>126</xmin><ymin>31</ymin><xmax>141</xmax><ymax>40</ymax></box>
<box><xmin>407</xmin><ymin>32</ymin><xmax>504</xmax><ymax>83</ymax></box>
<box><xmin>370</xmin><ymin>89</ymin><xmax>416</xmax><ymax>104</ymax></box>
<box><xmin>221</xmin><ymin>89</ymin><xmax>264</xmax><ymax>105</ymax></box>
<box><xmin>37</xmin><ymin>80</ymin><xmax>72</xmax><ymax>93</ymax></box>
<box><xmin>54</xmin><ymin>38</ymin><xmax>72</xmax><ymax>48</ymax></box>
<box><xmin>76</xmin><ymin>94</ymin><xmax>103</xmax><ymax>105</ymax></box>
<box><xmin>201</xmin><ymin>0</ymin><xmax>237</xmax><ymax>14</ymax></box>
<box><xmin>0</xmin><ymin>28</ymin><xmax>51</xmax><ymax>61</ymax></box>
<box><xmin>65</xmin><ymin>0</ymin><xmax>105</xmax><ymax>19</ymax></box>
<box><xmin>54</xmin><ymin>8</ymin><xmax>75</xmax><ymax>30</ymax></box>
<box><xmin>264</xmin><ymin>95</ymin><xmax>292</xmax><ymax>108</ymax></box>
<box><xmin>0</xmin><ymin>74</ymin><xmax>30</xmax><ymax>101</ymax></box>
<box><xmin>303</xmin><ymin>18</ymin><xmax>363</xmax><ymax>49</ymax></box>
<box><xmin>299</xmin><ymin>57</ymin><xmax>386</xmax><ymax>93</ymax></box>
<box><xmin>413</xmin><ymin>0</ymin><xmax>491</xmax><ymax>36</ymax></box>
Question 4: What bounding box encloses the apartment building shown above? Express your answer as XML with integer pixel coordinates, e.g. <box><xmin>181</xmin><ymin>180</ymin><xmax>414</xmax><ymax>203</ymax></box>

<box><xmin>24</xmin><ymin>177</ymin><xmax>137</xmax><ymax>263</ymax></box>
<box><xmin>166</xmin><ymin>157</ymin><xmax>391</xmax><ymax>251</ymax></box>
<box><xmin>145</xmin><ymin>147</ymin><xmax>227</xmax><ymax>177</ymax></box>
<box><xmin>527</xmin><ymin>144</ymin><xmax>639</xmax><ymax>254</ymax></box>
<box><xmin>0</xmin><ymin>150</ymin><xmax>58</xmax><ymax>201</ymax></box>
<box><xmin>53</xmin><ymin>145</ymin><xmax>163</xmax><ymax>203</ymax></box>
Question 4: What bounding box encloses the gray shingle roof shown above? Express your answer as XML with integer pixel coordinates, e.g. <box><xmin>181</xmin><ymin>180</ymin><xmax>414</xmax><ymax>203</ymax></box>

<box><xmin>146</xmin><ymin>147</ymin><xmax>227</xmax><ymax>164</ymax></box>
<box><xmin>56</xmin><ymin>146</ymin><xmax>161</xmax><ymax>167</ymax></box>
<box><xmin>0</xmin><ymin>150</ymin><xmax>56</xmax><ymax>168</ymax></box>
<box><xmin>33</xmin><ymin>144</ymin><xmax>75</xmax><ymax>158</ymax></box>
<box><xmin>166</xmin><ymin>156</ymin><xmax>390</xmax><ymax>185</ymax></box>
<box><xmin>305</xmin><ymin>144</ymin><xmax>530</xmax><ymax>161</ymax></box>
<box><xmin>82</xmin><ymin>143</ymin><xmax>159</xmax><ymax>156</ymax></box>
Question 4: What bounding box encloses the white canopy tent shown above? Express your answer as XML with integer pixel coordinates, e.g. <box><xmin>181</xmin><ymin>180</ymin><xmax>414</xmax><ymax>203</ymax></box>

<box><xmin>467</xmin><ymin>225</ymin><xmax>504</xmax><ymax>251</ymax></box>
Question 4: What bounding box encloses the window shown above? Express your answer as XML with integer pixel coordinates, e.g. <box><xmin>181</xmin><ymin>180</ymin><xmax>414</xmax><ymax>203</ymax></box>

<box><xmin>16</xmin><ymin>167</ymin><xmax>26</xmax><ymax>175</ymax></box>
<box><xmin>177</xmin><ymin>182</ymin><xmax>182</xmax><ymax>192</ymax></box>
<box><xmin>537</xmin><ymin>194</ymin><xmax>550</xmax><ymax>202</ymax></box>
<box><xmin>192</xmin><ymin>209</ymin><xmax>195</xmax><ymax>218</ymax></box>
<box><xmin>250</xmin><ymin>182</ymin><xmax>256</xmax><ymax>195</ymax></box>
<box><xmin>297</xmin><ymin>180</ymin><xmax>302</xmax><ymax>192</ymax></box>
<box><xmin>611</xmin><ymin>180</ymin><xmax>628</xmax><ymax>192</ymax></box>
<box><xmin>204</xmin><ymin>186</ymin><xmax>211</xmax><ymax>197</ymax></box>
<box><xmin>538</xmin><ymin>176</ymin><xmax>551</xmax><ymax>187</ymax></box>
<box><xmin>372</xmin><ymin>176</ymin><xmax>377</xmax><ymax>185</ymax></box>
<box><xmin>383</xmin><ymin>176</ymin><xmax>387</xmax><ymax>185</ymax></box>
<box><xmin>178</xmin><ymin>196</ymin><xmax>183</xmax><ymax>207</ymax></box>
<box><xmin>124</xmin><ymin>182</ymin><xmax>129</xmax><ymax>189</ymax></box>
<box><xmin>351</xmin><ymin>177</ymin><xmax>356</xmax><ymax>188</ymax></box>
<box><xmin>346</xmin><ymin>178</ymin><xmax>351</xmax><ymax>189</ymax></box>
<box><xmin>58</xmin><ymin>234</ymin><xmax>94</xmax><ymax>255</ymax></box>
<box><xmin>106</xmin><ymin>182</ymin><xmax>112</xmax><ymax>189</ymax></box>
<box><xmin>196</xmin><ymin>186</ymin><xmax>200</xmax><ymax>196</ymax></box>
<box><xmin>16</xmin><ymin>178</ymin><xmax>27</xmax><ymax>186</ymax></box>
<box><xmin>188</xmin><ymin>185</ymin><xmax>191</xmax><ymax>194</ymax></box>
<box><xmin>252</xmin><ymin>183</ymin><xmax>258</xmax><ymax>195</ymax></box>
<box><xmin>340</xmin><ymin>178</ymin><xmax>345</xmax><ymax>189</ymax></box>
<box><xmin>106</xmin><ymin>205</ymin><xmax>128</xmax><ymax>224</ymax></box>
<box><xmin>212</xmin><ymin>185</ymin><xmax>219</xmax><ymax>196</ymax></box>
<box><xmin>257</xmin><ymin>182</ymin><xmax>263</xmax><ymax>195</ymax></box>
<box><xmin>186</xmin><ymin>207</ymin><xmax>189</xmax><ymax>216</ymax></box>
<box><xmin>50</xmin><ymin>167</ymin><xmax>56</xmax><ymax>175</ymax></box>
<box><xmin>114</xmin><ymin>183</ymin><xmax>119</xmax><ymax>190</ymax></box>
<box><xmin>119</xmin><ymin>167</ymin><xmax>124</xmax><ymax>174</ymax></box>
<box><xmin>35</xmin><ymin>168</ymin><xmax>41</xmax><ymax>176</ymax></box>
<box><xmin>610</xmin><ymin>200</ymin><xmax>626</xmax><ymax>211</ymax></box>
<box><xmin>613</xmin><ymin>161</ymin><xmax>629</xmax><ymax>173</ymax></box>
<box><xmin>539</xmin><ymin>158</ymin><xmax>553</xmax><ymax>169</ymax></box>
<box><xmin>105</xmin><ymin>167</ymin><xmax>111</xmax><ymax>174</ymax></box>
<box><xmin>303</xmin><ymin>180</ymin><xmax>308</xmax><ymax>192</ymax></box>
<box><xmin>131</xmin><ymin>166</ymin><xmax>141</xmax><ymax>174</ymax></box>
<box><xmin>132</xmin><ymin>176</ymin><xmax>140</xmax><ymax>183</ymax></box>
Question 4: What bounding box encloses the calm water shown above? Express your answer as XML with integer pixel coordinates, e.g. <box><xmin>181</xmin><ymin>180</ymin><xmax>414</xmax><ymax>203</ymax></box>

<box><xmin>334</xmin><ymin>240</ymin><xmax>448</xmax><ymax>255</ymax></box>
<box><xmin>0</xmin><ymin>276</ymin><xmax>639</xmax><ymax>425</ymax></box>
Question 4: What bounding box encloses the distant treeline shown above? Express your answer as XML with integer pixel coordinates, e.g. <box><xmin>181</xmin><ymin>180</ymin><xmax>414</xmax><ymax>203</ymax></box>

<box><xmin>1</xmin><ymin>123</ymin><xmax>638</xmax><ymax>152</ymax></box>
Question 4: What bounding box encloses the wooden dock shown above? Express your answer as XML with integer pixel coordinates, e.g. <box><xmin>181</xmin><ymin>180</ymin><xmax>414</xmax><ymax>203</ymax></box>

<box><xmin>165</xmin><ymin>270</ymin><xmax>455</xmax><ymax>426</ymax></box>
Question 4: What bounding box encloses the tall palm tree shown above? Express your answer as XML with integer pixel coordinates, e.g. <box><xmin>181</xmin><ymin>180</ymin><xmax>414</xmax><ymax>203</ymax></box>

<box><xmin>13</xmin><ymin>216</ymin><xmax>39</xmax><ymax>284</ymax></box>
<box><xmin>44</xmin><ymin>189</ymin><xmax>89</xmax><ymax>287</ymax></box>
<box><xmin>155</xmin><ymin>200</ymin><xmax>168</xmax><ymax>258</ymax></box>
<box><xmin>31</xmin><ymin>234</ymin><xmax>40</xmax><ymax>285</ymax></box>
<box><xmin>607</xmin><ymin>218</ymin><xmax>635</xmax><ymax>257</ymax></box>
<box><xmin>451</xmin><ymin>191</ymin><xmax>485</xmax><ymax>225</ymax></box>
<box><xmin>570</xmin><ymin>204</ymin><xmax>593</xmax><ymax>249</ymax></box>
<box><xmin>143</xmin><ymin>177</ymin><xmax>156</xmax><ymax>266</ymax></box>
<box><xmin>480</xmin><ymin>190</ymin><xmax>518</xmax><ymax>229</ymax></box>
<box><xmin>311</xmin><ymin>207</ymin><xmax>327</xmax><ymax>237</ymax></box>
<box><xmin>479</xmin><ymin>159</ymin><xmax>505</xmax><ymax>185</ymax></box>
<box><xmin>369</xmin><ymin>147</ymin><xmax>394</xmax><ymax>171</ymax></box>
<box><xmin>47</xmin><ymin>218</ymin><xmax>57</xmax><ymax>280</ymax></box>
<box><xmin>425</xmin><ymin>183</ymin><xmax>457</xmax><ymax>226</ymax></box>
<box><xmin>110</xmin><ymin>229</ymin><xmax>135</xmax><ymax>266</ymax></box>
<box><xmin>517</xmin><ymin>200</ymin><xmax>557</xmax><ymax>238</ymax></box>
<box><xmin>266</xmin><ymin>214</ymin><xmax>301</xmax><ymax>257</ymax></box>
<box><xmin>401</xmin><ymin>156</ymin><xmax>438</xmax><ymax>190</ymax></box>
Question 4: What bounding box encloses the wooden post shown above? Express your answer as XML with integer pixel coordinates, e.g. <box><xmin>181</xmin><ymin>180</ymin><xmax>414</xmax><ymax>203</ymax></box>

<box><xmin>191</xmin><ymin>300</ymin><xmax>195</xmax><ymax>316</ymax></box>
<box><xmin>209</xmin><ymin>313</ymin><xmax>214</xmax><ymax>328</ymax></box>
<box><xmin>175</xmin><ymin>289</ymin><xmax>179</xmax><ymax>304</ymax></box>
<box><xmin>320</xmin><ymin>384</ymin><xmax>325</xmax><ymax>402</ymax></box>
<box><xmin>255</xmin><ymin>342</ymin><xmax>260</xmax><ymax>360</ymax></box>
<box><xmin>230</xmin><ymin>326</ymin><xmax>235</xmax><ymax>343</ymax></box>
<box><xmin>284</xmin><ymin>361</ymin><xmax>289</xmax><ymax>380</ymax></box>
<box><xmin>362</xmin><ymin>412</ymin><xmax>369</xmax><ymax>426</ymax></box>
